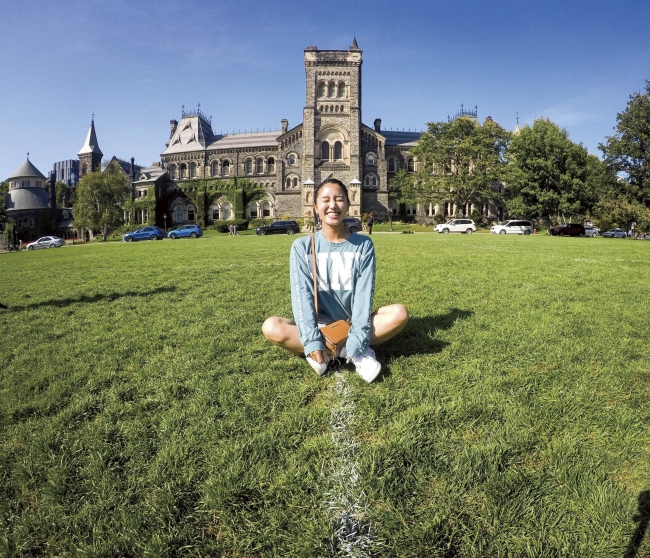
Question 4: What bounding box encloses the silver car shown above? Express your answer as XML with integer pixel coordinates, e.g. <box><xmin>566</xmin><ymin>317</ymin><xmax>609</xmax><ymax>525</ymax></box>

<box><xmin>25</xmin><ymin>236</ymin><xmax>65</xmax><ymax>250</ymax></box>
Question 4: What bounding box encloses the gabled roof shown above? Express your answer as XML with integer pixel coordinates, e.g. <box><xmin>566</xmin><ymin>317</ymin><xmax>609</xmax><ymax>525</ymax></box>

<box><xmin>206</xmin><ymin>131</ymin><xmax>280</xmax><ymax>150</ymax></box>
<box><xmin>78</xmin><ymin>120</ymin><xmax>103</xmax><ymax>157</ymax></box>
<box><xmin>162</xmin><ymin>115</ymin><xmax>214</xmax><ymax>155</ymax></box>
<box><xmin>133</xmin><ymin>165</ymin><xmax>166</xmax><ymax>185</ymax></box>
<box><xmin>8</xmin><ymin>159</ymin><xmax>46</xmax><ymax>180</ymax></box>
<box><xmin>383</xmin><ymin>130</ymin><xmax>422</xmax><ymax>147</ymax></box>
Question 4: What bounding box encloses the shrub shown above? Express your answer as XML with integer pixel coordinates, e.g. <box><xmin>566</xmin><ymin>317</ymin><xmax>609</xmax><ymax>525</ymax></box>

<box><xmin>213</xmin><ymin>219</ymin><xmax>249</xmax><ymax>233</ymax></box>
<box><xmin>249</xmin><ymin>218</ymin><xmax>274</xmax><ymax>228</ymax></box>
<box><xmin>433</xmin><ymin>213</ymin><xmax>446</xmax><ymax>224</ymax></box>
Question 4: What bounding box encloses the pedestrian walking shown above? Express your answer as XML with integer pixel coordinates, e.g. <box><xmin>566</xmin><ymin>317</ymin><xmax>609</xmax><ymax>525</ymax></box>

<box><xmin>366</xmin><ymin>214</ymin><xmax>374</xmax><ymax>235</ymax></box>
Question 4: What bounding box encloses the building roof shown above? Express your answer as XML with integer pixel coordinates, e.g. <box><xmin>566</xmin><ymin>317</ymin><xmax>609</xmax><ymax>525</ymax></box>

<box><xmin>206</xmin><ymin>131</ymin><xmax>280</xmax><ymax>150</ymax></box>
<box><xmin>78</xmin><ymin>120</ymin><xmax>103</xmax><ymax>157</ymax></box>
<box><xmin>108</xmin><ymin>157</ymin><xmax>142</xmax><ymax>177</ymax></box>
<box><xmin>382</xmin><ymin>131</ymin><xmax>422</xmax><ymax>147</ymax></box>
<box><xmin>8</xmin><ymin>159</ymin><xmax>47</xmax><ymax>180</ymax></box>
<box><xmin>133</xmin><ymin>165</ymin><xmax>166</xmax><ymax>184</ymax></box>
<box><xmin>5</xmin><ymin>187</ymin><xmax>52</xmax><ymax>211</ymax></box>
<box><xmin>162</xmin><ymin>115</ymin><xmax>214</xmax><ymax>155</ymax></box>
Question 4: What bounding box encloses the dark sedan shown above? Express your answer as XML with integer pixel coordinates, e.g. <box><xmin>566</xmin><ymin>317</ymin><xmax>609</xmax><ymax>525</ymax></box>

<box><xmin>550</xmin><ymin>223</ymin><xmax>586</xmax><ymax>237</ymax></box>
<box><xmin>123</xmin><ymin>226</ymin><xmax>167</xmax><ymax>242</ymax></box>
<box><xmin>256</xmin><ymin>220</ymin><xmax>300</xmax><ymax>236</ymax></box>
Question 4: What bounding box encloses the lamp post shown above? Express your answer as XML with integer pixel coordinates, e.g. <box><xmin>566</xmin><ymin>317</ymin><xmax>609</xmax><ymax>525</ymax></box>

<box><xmin>163</xmin><ymin>213</ymin><xmax>167</xmax><ymax>231</ymax></box>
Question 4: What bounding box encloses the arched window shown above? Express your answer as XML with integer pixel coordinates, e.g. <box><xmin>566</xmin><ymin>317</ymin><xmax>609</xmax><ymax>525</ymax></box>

<box><xmin>211</xmin><ymin>205</ymin><xmax>220</xmax><ymax>220</ymax></box>
<box><xmin>180</xmin><ymin>164</ymin><xmax>187</xmax><ymax>178</ymax></box>
<box><xmin>388</xmin><ymin>158</ymin><xmax>395</xmax><ymax>172</ymax></box>
<box><xmin>175</xmin><ymin>206</ymin><xmax>184</xmax><ymax>222</ymax></box>
<box><xmin>318</xmin><ymin>82</ymin><xmax>326</xmax><ymax>97</ymax></box>
<box><xmin>189</xmin><ymin>163</ymin><xmax>197</xmax><ymax>178</ymax></box>
<box><xmin>169</xmin><ymin>164</ymin><xmax>177</xmax><ymax>179</ymax></box>
<box><xmin>222</xmin><ymin>203</ymin><xmax>232</xmax><ymax>220</ymax></box>
<box><xmin>285</xmin><ymin>177</ymin><xmax>291</xmax><ymax>190</ymax></box>
<box><xmin>288</xmin><ymin>154</ymin><xmax>296</xmax><ymax>166</ymax></box>
<box><xmin>245</xmin><ymin>159</ymin><xmax>253</xmax><ymax>174</ymax></box>
<box><xmin>222</xmin><ymin>160</ymin><xmax>230</xmax><ymax>176</ymax></box>
<box><xmin>268</xmin><ymin>158</ymin><xmax>275</xmax><ymax>173</ymax></box>
<box><xmin>328</xmin><ymin>82</ymin><xmax>336</xmax><ymax>97</ymax></box>
<box><xmin>210</xmin><ymin>161</ymin><xmax>218</xmax><ymax>177</ymax></box>
<box><xmin>367</xmin><ymin>152</ymin><xmax>376</xmax><ymax>165</ymax></box>
<box><xmin>249</xmin><ymin>201</ymin><xmax>258</xmax><ymax>218</ymax></box>
<box><xmin>293</xmin><ymin>178</ymin><xmax>298</xmax><ymax>188</ymax></box>
<box><xmin>187</xmin><ymin>205</ymin><xmax>196</xmax><ymax>221</ymax></box>
<box><xmin>262</xmin><ymin>202</ymin><xmax>271</xmax><ymax>217</ymax></box>
<box><xmin>256</xmin><ymin>159</ymin><xmax>264</xmax><ymax>174</ymax></box>
<box><xmin>338</xmin><ymin>82</ymin><xmax>346</xmax><ymax>98</ymax></box>
<box><xmin>321</xmin><ymin>141</ymin><xmax>330</xmax><ymax>161</ymax></box>
<box><xmin>407</xmin><ymin>159</ymin><xmax>414</xmax><ymax>173</ymax></box>
<box><xmin>334</xmin><ymin>142</ymin><xmax>343</xmax><ymax>160</ymax></box>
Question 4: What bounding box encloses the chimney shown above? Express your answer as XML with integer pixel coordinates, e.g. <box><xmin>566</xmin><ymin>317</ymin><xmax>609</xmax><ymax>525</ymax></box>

<box><xmin>130</xmin><ymin>157</ymin><xmax>135</xmax><ymax>179</ymax></box>
<box><xmin>48</xmin><ymin>171</ymin><xmax>56</xmax><ymax>211</ymax></box>
<box><xmin>281</xmin><ymin>119</ymin><xmax>288</xmax><ymax>134</ymax></box>
<box><xmin>170</xmin><ymin>119</ymin><xmax>178</xmax><ymax>139</ymax></box>
<box><xmin>374</xmin><ymin>118</ymin><xmax>381</xmax><ymax>132</ymax></box>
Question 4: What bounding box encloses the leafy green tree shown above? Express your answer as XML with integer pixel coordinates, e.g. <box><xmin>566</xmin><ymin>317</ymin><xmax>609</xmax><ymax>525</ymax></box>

<box><xmin>594</xmin><ymin>197</ymin><xmax>650</xmax><ymax>232</ymax></box>
<box><xmin>505</xmin><ymin>118</ymin><xmax>597</xmax><ymax>223</ymax></box>
<box><xmin>74</xmin><ymin>168</ymin><xmax>130</xmax><ymax>241</ymax></box>
<box><xmin>0</xmin><ymin>180</ymin><xmax>8</xmax><ymax>195</ymax></box>
<box><xmin>600</xmin><ymin>81</ymin><xmax>650</xmax><ymax>206</ymax></box>
<box><xmin>55</xmin><ymin>181</ymin><xmax>76</xmax><ymax>207</ymax></box>
<box><xmin>396</xmin><ymin>116</ymin><xmax>510</xmax><ymax>216</ymax></box>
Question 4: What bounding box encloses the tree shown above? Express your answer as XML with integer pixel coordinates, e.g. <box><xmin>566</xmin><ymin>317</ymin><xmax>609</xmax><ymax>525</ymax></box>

<box><xmin>504</xmin><ymin>118</ymin><xmax>597</xmax><ymax>223</ymax></box>
<box><xmin>55</xmin><ymin>181</ymin><xmax>76</xmax><ymax>207</ymax></box>
<box><xmin>600</xmin><ymin>81</ymin><xmax>650</xmax><ymax>206</ymax></box>
<box><xmin>0</xmin><ymin>180</ymin><xmax>8</xmax><ymax>195</ymax></box>
<box><xmin>393</xmin><ymin>117</ymin><xmax>510</xmax><ymax>217</ymax></box>
<box><xmin>74</xmin><ymin>168</ymin><xmax>130</xmax><ymax>241</ymax></box>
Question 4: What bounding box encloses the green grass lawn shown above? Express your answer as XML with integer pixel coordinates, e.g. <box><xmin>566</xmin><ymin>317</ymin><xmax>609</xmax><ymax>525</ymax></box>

<box><xmin>1</xmin><ymin>234</ymin><xmax>650</xmax><ymax>556</ymax></box>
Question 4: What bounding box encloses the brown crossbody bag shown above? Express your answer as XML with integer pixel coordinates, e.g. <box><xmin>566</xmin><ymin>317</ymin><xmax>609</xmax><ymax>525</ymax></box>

<box><xmin>311</xmin><ymin>234</ymin><xmax>351</xmax><ymax>357</ymax></box>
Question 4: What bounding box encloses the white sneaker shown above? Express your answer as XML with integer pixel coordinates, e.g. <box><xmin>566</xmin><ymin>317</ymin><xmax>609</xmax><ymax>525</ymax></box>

<box><xmin>351</xmin><ymin>347</ymin><xmax>381</xmax><ymax>383</ymax></box>
<box><xmin>307</xmin><ymin>355</ymin><xmax>330</xmax><ymax>376</ymax></box>
<box><xmin>338</xmin><ymin>345</ymin><xmax>347</xmax><ymax>359</ymax></box>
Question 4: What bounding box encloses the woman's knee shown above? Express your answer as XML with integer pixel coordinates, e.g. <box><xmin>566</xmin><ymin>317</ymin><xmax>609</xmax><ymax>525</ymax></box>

<box><xmin>262</xmin><ymin>317</ymin><xmax>282</xmax><ymax>342</ymax></box>
<box><xmin>393</xmin><ymin>304</ymin><xmax>409</xmax><ymax>329</ymax></box>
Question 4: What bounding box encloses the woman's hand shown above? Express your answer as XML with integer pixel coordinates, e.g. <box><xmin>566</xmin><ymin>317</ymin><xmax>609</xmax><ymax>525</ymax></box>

<box><xmin>309</xmin><ymin>350</ymin><xmax>327</xmax><ymax>363</ymax></box>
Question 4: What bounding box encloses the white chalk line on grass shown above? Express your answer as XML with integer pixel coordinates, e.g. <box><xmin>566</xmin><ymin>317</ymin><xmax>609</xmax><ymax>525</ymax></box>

<box><xmin>323</xmin><ymin>371</ymin><xmax>377</xmax><ymax>557</ymax></box>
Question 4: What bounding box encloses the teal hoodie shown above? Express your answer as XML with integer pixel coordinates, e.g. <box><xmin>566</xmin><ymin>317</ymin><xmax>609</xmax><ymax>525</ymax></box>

<box><xmin>290</xmin><ymin>231</ymin><xmax>375</xmax><ymax>358</ymax></box>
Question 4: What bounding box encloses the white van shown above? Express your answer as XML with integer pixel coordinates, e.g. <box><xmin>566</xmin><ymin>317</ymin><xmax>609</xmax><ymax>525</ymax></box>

<box><xmin>434</xmin><ymin>219</ymin><xmax>476</xmax><ymax>234</ymax></box>
<box><xmin>490</xmin><ymin>220</ymin><xmax>534</xmax><ymax>235</ymax></box>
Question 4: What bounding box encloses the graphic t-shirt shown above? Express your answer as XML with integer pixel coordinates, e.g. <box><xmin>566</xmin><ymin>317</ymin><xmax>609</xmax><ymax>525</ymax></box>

<box><xmin>290</xmin><ymin>231</ymin><xmax>375</xmax><ymax>358</ymax></box>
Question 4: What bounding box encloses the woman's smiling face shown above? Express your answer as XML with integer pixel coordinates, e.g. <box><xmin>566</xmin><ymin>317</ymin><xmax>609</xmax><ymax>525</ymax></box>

<box><xmin>315</xmin><ymin>182</ymin><xmax>349</xmax><ymax>227</ymax></box>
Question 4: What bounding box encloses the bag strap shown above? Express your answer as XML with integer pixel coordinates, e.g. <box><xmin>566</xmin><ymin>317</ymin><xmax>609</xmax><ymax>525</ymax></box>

<box><xmin>311</xmin><ymin>233</ymin><xmax>318</xmax><ymax>317</ymax></box>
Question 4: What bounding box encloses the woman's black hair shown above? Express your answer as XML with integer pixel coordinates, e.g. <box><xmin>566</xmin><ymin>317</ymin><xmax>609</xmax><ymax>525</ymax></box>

<box><xmin>312</xmin><ymin>179</ymin><xmax>350</xmax><ymax>227</ymax></box>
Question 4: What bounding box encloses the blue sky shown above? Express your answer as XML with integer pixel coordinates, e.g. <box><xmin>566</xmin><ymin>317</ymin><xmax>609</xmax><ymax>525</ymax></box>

<box><xmin>1</xmin><ymin>0</ymin><xmax>649</xmax><ymax>180</ymax></box>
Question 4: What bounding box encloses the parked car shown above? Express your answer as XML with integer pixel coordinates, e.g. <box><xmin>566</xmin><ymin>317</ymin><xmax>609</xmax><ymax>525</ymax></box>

<box><xmin>25</xmin><ymin>236</ymin><xmax>65</xmax><ymax>250</ymax></box>
<box><xmin>256</xmin><ymin>220</ymin><xmax>300</xmax><ymax>236</ymax></box>
<box><xmin>549</xmin><ymin>223</ymin><xmax>586</xmax><ymax>237</ymax></box>
<box><xmin>122</xmin><ymin>226</ymin><xmax>166</xmax><ymax>242</ymax></box>
<box><xmin>343</xmin><ymin>217</ymin><xmax>362</xmax><ymax>233</ymax></box>
<box><xmin>584</xmin><ymin>226</ymin><xmax>600</xmax><ymax>237</ymax></box>
<box><xmin>490</xmin><ymin>220</ymin><xmax>534</xmax><ymax>235</ymax></box>
<box><xmin>602</xmin><ymin>228</ymin><xmax>627</xmax><ymax>238</ymax></box>
<box><xmin>167</xmin><ymin>224</ymin><xmax>202</xmax><ymax>239</ymax></box>
<box><xmin>434</xmin><ymin>219</ymin><xmax>476</xmax><ymax>234</ymax></box>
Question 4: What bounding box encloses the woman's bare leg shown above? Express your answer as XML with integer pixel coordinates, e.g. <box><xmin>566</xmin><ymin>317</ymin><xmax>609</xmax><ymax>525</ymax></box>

<box><xmin>370</xmin><ymin>304</ymin><xmax>409</xmax><ymax>346</ymax></box>
<box><xmin>262</xmin><ymin>316</ymin><xmax>305</xmax><ymax>355</ymax></box>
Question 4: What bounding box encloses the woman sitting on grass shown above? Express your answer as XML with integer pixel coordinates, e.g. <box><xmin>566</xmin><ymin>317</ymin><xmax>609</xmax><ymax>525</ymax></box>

<box><xmin>262</xmin><ymin>178</ymin><xmax>409</xmax><ymax>382</ymax></box>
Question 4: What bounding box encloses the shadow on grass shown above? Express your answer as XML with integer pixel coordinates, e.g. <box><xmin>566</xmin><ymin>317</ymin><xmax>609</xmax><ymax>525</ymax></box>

<box><xmin>375</xmin><ymin>308</ymin><xmax>474</xmax><ymax>381</ymax></box>
<box><xmin>6</xmin><ymin>285</ymin><xmax>177</xmax><ymax>311</ymax></box>
<box><xmin>625</xmin><ymin>491</ymin><xmax>650</xmax><ymax>558</ymax></box>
